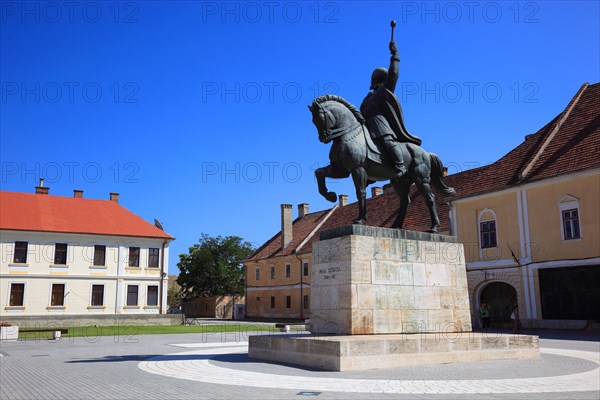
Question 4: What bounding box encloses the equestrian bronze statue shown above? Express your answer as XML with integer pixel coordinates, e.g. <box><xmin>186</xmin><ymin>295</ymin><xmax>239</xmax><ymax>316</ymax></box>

<box><xmin>309</xmin><ymin>22</ymin><xmax>455</xmax><ymax>232</ymax></box>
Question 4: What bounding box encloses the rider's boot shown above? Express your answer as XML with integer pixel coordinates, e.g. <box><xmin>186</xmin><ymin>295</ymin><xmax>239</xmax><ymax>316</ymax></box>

<box><xmin>382</xmin><ymin>136</ymin><xmax>407</xmax><ymax>181</ymax></box>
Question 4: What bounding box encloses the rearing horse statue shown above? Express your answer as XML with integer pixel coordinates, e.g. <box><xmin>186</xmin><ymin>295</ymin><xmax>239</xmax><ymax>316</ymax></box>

<box><xmin>309</xmin><ymin>94</ymin><xmax>455</xmax><ymax>233</ymax></box>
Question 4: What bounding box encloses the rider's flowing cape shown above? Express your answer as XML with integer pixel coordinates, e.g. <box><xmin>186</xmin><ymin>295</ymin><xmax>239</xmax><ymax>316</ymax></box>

<box><xmin>382</xmin><ymin>88</ymin><xmax>423</xmax><ymax>146</ymax></box>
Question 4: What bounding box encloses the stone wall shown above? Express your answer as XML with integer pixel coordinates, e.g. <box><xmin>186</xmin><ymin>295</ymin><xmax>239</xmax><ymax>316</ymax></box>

<box><xmin>310</xmin><ymin>225</ymin><xmax>471</xmax><ymax>335</ymax></box>
<box><xmin>0</xmin><ymin>314</ymin><xmax>180</xmax><ymax>328</ymax></box>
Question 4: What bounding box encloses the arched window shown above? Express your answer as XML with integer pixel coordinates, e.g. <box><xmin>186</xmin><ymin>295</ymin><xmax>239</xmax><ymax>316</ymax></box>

<box><xmin>478</xmin><ymin>209</ymin><xmax>497</xmax><ymax>249</ymax></box>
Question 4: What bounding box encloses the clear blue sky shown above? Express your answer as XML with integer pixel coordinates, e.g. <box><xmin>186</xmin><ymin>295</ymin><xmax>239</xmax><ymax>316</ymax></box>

<box><xmin>1</xmin><ymin>1</ymin><xmax>599</xmax><ymax>274</ymax></box>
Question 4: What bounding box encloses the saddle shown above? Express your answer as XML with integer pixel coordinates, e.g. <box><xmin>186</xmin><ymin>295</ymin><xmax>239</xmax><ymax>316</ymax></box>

<box><xmin>362</xmin><ymin>126</ymin><xmax>390</xmax><ymax>165</ymax></box>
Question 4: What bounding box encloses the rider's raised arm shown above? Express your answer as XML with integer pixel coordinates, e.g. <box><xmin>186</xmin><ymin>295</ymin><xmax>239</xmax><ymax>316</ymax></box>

<box><xmin>384</xmin><ymin>41</ymin><xmax>400</xmax><ymax>93</ymax></box>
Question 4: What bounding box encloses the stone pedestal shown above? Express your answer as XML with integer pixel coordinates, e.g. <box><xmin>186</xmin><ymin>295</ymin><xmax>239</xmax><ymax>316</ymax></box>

<box><xmin>310</xmin><ymin>225</ymin><xmax>470</xmax><ymax>335</ymax></box>
<box><xmin>248</xmin><ymin>225</ymin><xmax>539</xmax><ymax>370</ymax></box>
<box><xmin>248</xmin><ymin>333</ymin><xmax>539</xmax><ymax>371</ymax></box>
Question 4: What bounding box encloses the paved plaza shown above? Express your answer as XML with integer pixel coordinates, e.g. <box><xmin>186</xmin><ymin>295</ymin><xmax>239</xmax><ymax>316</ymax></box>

<box><xmin>1</xmin><ymin>327</ymin><xmax>598</xmax><ymax>399</ymax></box>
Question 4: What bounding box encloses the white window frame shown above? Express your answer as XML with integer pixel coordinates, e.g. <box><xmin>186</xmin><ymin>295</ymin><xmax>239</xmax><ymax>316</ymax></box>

<box><xmin>255</xmin><ymin>267</ymin><xmax>260</xmax><ymax>281</ymax></box>
<box><xmin>89</xmin><ymin>283</ymin><xmax>106</xmax><ymax>307</ymax></box>
<box><xmin>53</xmin><ymin>243</ymin><xmax>69</xmax><ymax>266</ymax></box>
<box><xmin>125</xmin><ymin>284</ymin><xmax>140</xmax><ymax>307</ymax></box>
<box><xmin>477</xmin><ymin>208</ymin><xmax>498</xmax><ymax>258</ymax></box>
<box><xmin>48</xmin><ymin>282</ymin><xmax>67</xmax><ymax>308</ymax></box>
<box><xmin>6</xmin><ymin>281</ymin><xmax>27</xmax><ymax>308</ymax></box>
<box><xmin>558</xmin><ymin>195</ymin><xmax>582</xmax><ymax>241</ymax></box>
<box><xmin>146</xmin><ymin>285</ymin><xmax>159</xmax><ymax>307</ymax></box>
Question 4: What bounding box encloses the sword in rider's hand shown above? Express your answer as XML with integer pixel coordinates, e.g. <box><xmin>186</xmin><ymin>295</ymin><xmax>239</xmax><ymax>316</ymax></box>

<box><xmin>390</xmin><ymin>20</ymin><xmax>396</xmax><ymax>42</ymax></box>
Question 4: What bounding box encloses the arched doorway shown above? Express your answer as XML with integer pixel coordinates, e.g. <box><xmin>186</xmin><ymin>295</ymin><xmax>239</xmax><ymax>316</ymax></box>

<box><xmin>480</xmin><ymin>282</ymin><xmax>518</xmax><ymax>329</ymax></box>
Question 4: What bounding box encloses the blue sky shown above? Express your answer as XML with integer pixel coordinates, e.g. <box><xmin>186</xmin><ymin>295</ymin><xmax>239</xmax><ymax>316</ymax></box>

<box><xmin>1</xmin><ymin>1</ymin><xmax>599</xmax><ymax>274</ymax></box>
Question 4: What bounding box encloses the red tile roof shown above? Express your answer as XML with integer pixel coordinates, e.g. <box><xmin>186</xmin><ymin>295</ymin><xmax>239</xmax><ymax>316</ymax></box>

<box><xmin>247</xmin><ymin>209</ymin><xmax>331</xmax><ymax>261</ymax></box>
<box><xmin>447</xmin><ymin>82</ymin><xmax>600</xmax><ymax>200</ymax></box>
<box><xmin>0</xmin><ymin>191</ymin><xmax>174</xmax><ymax>239</ymax></box>
<box><xmin>247</xmin><ymin>82</ymin><xmax>599</xmax><ymax>261</ymax></box>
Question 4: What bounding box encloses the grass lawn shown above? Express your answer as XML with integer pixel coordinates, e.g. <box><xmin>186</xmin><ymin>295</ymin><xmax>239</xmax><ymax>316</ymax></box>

<box><xmin>17</xmin><ymin>324</ymin><xmax>302</xmax><ymax>340</ymax></box>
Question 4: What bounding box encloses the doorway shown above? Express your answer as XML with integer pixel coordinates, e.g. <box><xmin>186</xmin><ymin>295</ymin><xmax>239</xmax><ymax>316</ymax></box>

<box><xmin>480</xmin><ymin>282</ymin><xmax>518</xmax><ymax>329</ymax></box>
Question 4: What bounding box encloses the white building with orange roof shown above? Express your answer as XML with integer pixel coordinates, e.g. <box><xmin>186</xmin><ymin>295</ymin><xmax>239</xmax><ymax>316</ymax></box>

<box><xmin>0</xmin><ymin>183</ymin><xmax>174</xmax><ymax>318</ymax></box>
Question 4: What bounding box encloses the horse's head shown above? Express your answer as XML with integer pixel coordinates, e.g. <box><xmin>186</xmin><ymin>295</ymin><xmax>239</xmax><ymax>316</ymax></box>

<box><xmin>308</xmin><ymin>101</ymin><xmax>336</xmax><ymax>144</ymax></box>
<box><xmin>309</xmin><ymin>94</ymin><xmax>366</xmax><ymax>144</ymax></box>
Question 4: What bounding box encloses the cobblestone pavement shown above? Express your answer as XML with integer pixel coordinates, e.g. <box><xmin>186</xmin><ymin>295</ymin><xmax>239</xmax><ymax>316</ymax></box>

<box><xmin>1</xmin><ymin>329</ymin><xmax>598</xmax><ymax>399</ymax></box>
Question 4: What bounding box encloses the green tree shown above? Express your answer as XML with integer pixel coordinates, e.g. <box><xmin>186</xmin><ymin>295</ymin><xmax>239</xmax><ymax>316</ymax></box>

<box><xmin>167</xmin><ymin>282</ymin><xmax>182</xmax><ymax>308</ymax></box>
<box><xmin>177</xmin><ymin>234</ymin><xmax>254</xmax><ymax>299</ymax></box>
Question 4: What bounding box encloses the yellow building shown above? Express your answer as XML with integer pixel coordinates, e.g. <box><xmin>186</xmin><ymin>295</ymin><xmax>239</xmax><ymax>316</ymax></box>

<box><xmin>246</xmin><ymin>82</ymin><xmax>599</xmax><ymax>329</ymax></box>
<box><xmin>447</xmin><ymin>82</ymin><xmax>600</xmax><ymax>329</ymax></box>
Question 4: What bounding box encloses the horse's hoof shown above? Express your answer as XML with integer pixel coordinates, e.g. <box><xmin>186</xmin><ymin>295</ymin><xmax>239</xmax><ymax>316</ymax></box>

<box><xmin>427</xmin><ymin>228</ymin><xmax>439</xmax><ymax>233</ymax></box>
<box><xmin>353</xmin><ymin>219</ymin><xmax>365</xmax><ymax>225</ymax></box>
<box><xmin>325</xmin><ymin>192</ymin><xmax>337</xmax><ymax>203</ymax></box>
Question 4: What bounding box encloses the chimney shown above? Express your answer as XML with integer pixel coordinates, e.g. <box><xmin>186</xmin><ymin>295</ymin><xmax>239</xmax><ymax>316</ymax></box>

<box><xmin>109</xmin><ymin>192</ymin><xmax>119</xmax><ymax>203</ymax></box>
<box><xmin>35</xmin><ymin>178</ymin><xmax>49</xmax><ymax>195</ymax></box>
<box><xmin>298</xmin><ymin>203</ymin><xmax>309</xmax><ymax>218</ymax></box>
<box><xmin>371</xmin><ymin>186</ymin><xmax>383</xmax><ymax>197</ymax></box>
<box><xmin>339</xmin><ymin>194</ymin><xmax>348</xmax><ymax>207</ymax></box>
<box><xmin>443</xmin><ymin>167</ymin><xmax>448</xmax><ymax>177</ymax></box>
<box><xmin>281</xmin><ymin>204</ymin><xmax>293</xmax><ymax>249</ymax></box>
<box><xmin>73</xmin><ymin>190</ymin><xmax>84</xmax><ymax>198</ymax></box>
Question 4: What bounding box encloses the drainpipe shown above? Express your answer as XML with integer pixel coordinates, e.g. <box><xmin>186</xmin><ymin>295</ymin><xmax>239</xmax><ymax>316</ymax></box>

<box><xmin>159</xmin><ymin>239</ymin><xmax>168</xmax><ymax>314</ymax></box>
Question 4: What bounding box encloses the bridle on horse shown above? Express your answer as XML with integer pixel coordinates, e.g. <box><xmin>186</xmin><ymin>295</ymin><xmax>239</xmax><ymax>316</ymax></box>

<box><xmin>316</xmin><ymin>101</ymin><xmax>362</xmax><ymax>143</ymax></box>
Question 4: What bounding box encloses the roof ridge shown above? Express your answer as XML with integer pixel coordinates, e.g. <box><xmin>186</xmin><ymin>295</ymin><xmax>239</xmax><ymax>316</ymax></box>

<box><xmin>519</xmin><ymin>82</ymin><xmax>589</xmax><ymax>180</ymax></box>
<box><xmin>294</xmin><ymin>205</ymin><xmax>338</xmax><ymax>253</ymax></box>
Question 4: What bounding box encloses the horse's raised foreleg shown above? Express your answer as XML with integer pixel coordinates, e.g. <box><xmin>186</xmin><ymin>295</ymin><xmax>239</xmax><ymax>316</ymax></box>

<box><xmin>315</xmin><ymin>164</ymin><xmax>349</xmax><ymax>203</ymax></box>
<box><xmin>351</xmin><ymin>167</ymin><xmax>368</xmax><ymax>224</ymax></box>
<box><xmin>415</xmin><ymin>177</ymin><xmax>440</xmax><ymax>233</ymax></box>
<box><xmin>392</xmin><ymin>182</ymin><xmax>411</xmax><ymax>229</ymax></box>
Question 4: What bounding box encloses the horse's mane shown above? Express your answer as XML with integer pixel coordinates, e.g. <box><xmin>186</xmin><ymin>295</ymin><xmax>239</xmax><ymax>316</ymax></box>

<box><xmin>311</xmin><ymin>94</ymin><xmax>365</xmax><ymax>124</ymax></box>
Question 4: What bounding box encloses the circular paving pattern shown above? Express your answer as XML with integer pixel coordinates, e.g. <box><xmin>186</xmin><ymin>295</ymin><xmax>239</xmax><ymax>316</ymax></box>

<box><xmin>138</xmin><ymin>342</ymin><xmax>600</xmax><ymax>394</ymax></box>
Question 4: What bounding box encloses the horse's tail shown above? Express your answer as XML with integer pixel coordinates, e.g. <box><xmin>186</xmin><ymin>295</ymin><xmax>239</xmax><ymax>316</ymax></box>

<box><xmin>429</xmin><ymin>153</ymin><xmax>456</xmax><ymax>196</ymax></box>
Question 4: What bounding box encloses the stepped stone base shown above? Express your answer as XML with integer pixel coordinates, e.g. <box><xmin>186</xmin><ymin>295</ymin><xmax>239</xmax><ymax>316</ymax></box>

<box><xmin>249</xmin><ymin>333</ymin><xmax>540</xmax><ymax>371</ymax></box>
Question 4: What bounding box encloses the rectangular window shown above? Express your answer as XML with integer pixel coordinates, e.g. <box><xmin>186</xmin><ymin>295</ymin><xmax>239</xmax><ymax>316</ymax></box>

<box><xmin>91</xmin><ymin>285</ymin><xmax>104</xmax><ymax>306</ymax></box>
<box><xmin>128</xmin><ymin>247</ymin><xmax>140</xmax><ymax>267</ymax></box>
<box><xmin>54</xmin><ymin>243</ymin><xmax>68</xmax><ymax>265</ymax></box>
<box><xmin>148</xmin><ymin>248</ymin><xmax>160</xmax><ymax>268</ymax></box>
<box><xmin>303</xmin><ymin>294</ymin><xmax>309</xmax><ymax>309</ymax></box>
<box><xmin>270</xmin><ymin>266</ymin><xmax>275</xmax><ymax>280</ymax></box>
<box><xmin>303</xmin><ymin>261</ymin><xmax>309</xmax><ymax>277</ymax></box>
<box><xmin>13</xmin><ymin>241</ymin><xmax>28</xmax><ymax>264</ymax></box>
<box><xmin>480</xmin><ymin>221</ymin><xmax>497</xmax><ymax>248</ymax></box>
<box><xmin>562</xmin><ymin>209</ymin><xmax>581</xmax><ymax>240</ymax></box>
<box><xmin>286</xmin><ymin>295</ymin><xmax>291</xmax><ymax>308</ymax></box>
<box><xmin>126</xmin><ymin>285</ymin><xmax>139</xmax><ymax>306</ymax></box>
<box><xmin>147</xmin><ymin>286</ymin><xmax>159</xmax><ymax>306</ymax></box>
<box><xmin>256</xmin><ymin>296</ymin><xmax>261</xmax><ymax>302</ymax></box>
<box><xmin>9</xmin><ymin>283</ymin><xmax>25</xmax><ymax>306</ymax></box>
<box><xmin>51</xmin><ymin>284</ymin><xmax>65</xmax><ymax>306</ymax></box>
<box><xmin>255</xmin><ymin>268</ymin><xmax>260</xmax><ymax>281</ymax></box>
<box><xmin>93</xmin><ymin>245</ymin><xmax>106</xmax><ymax>266</ymax></box>
<box><xmin>270</xmin><ymin>296</ymin><xmax>275</xmax><ymax>309</ymax></box>
<box><xmin>285</xmin><ymin>264</ymin><xmax>291</xmax><ymax>278</ymax></box>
